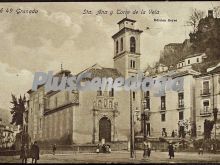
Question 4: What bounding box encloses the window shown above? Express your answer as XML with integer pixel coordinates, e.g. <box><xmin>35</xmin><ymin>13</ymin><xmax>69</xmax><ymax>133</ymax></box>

<box><xmin>130</xmin><ymin>37</ymin><xmax>136</xmax><ymax>53</ymax></box>
<box><xmin>203</xmin><ymin>100</ymin><xmax>210</xmax><ymax>112</ymax></box>
<box><xmin>133</xmin><ymin>61</ymin><xmax>135</xmax><ymax>68</ymax></box>
<box><xmin>40</xmin><ymin>118</ymin><xmax>42</xmax><ymax>129</ymax></box>
<box><xmin>197</xmin><ymin>58</ymin><xmax>199</xmax><ymax>63</ymax></box>
<box><xmin>144</xmin><ymin>91</ymin><xmax>150</xmax><ymax>98</ymax></box>
<box><xmin>98</xmin><ymin>100</ymin><xmax>102</xmax><ymax>108</ymax></box>
<box><xmin>133</xmin><ymin>91</ymin><xmax>136</xmax><ymax>100</ymax></box>
<box><xmin>130</xmin><ymin>60</ymin><xmax>136</xmax><ymax>69</ymax></box>
<box><xmin>203</xmin><ymin>81</ymin><xmax>210</xmax><ymax>94</ymax></box>
<box><xmin>109</xmin><ymin>101</ymin><xmax>113</xmax><ymax>108</ymax></box>
<box><xmin>97</xmin><ymin>87</ymin><xmax>102</xmax><ymax>96</ymax></box>
<box><xmin>161</xmin><ymin>114</ymin><xmax>166</xmax><ymax>122</ymax></box>
<box><xmin>188</xmin><ymin>60</ymin><xmax>190</xmax><ymax>64</ymax></box>
<box><xmin>144</xmin><ymin>91</ymin><xmax>150</xmax><ymax>109</ymax></box>
<box><xmin>179</xmin><ymin>111</ymin><xmax>184</xmax><ymax>120</ymax></box>
<box><xmin>109</xmin><ymin>88</ymin><xmax>114</xmax><ymax>97</ymax></box>
<box><xmin>161</xmin><ymin>96</ymin><xmax>166</xmax><ymax>110</ymax></box>
<box><xmin>178</xmin><ymin>92</ymin><xmax>184</xmax><ymax>107</ymax></box>
<box><xmin>104</xmin><ymin>99</ymin><xmax>107</xmax><ymax>108</ymax></box>
<box><xmin>120</xmin><ymin>38</ymin><xmax>123</xmax><ymax>51</ymax></box>
<box><xmin>54</xmin><ymin>97</ymin><xmax>58</xmax><ymax>107</ymax></box>
<box><xmin>116</xmin><ymin>41</ymin><xmax>118</xmax><ymax>54</ymax></box>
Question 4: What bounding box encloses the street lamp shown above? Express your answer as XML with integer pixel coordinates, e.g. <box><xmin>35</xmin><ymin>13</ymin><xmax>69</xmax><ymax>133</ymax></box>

<box><xmin>213</xmin><ymin>108</ymin><xmax>218</xmax><ymax>152</ymax></box>
<box><xmin>142</xmin><ymin>100</ymin><xmax>149</xmax><ymax>158</ymax></box>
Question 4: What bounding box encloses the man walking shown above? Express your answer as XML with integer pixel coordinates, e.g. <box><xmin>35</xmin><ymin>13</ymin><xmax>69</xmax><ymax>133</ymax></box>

<box><xmin>168</xmin><ymin>142</ymin><xmax>174</xmax><ymax>159</ymax></box>
<box><xmin>52</xmin><ymin>144</ymin><xmax>57</xmax><ymax>155</ymax></box>
<box><xmin>20</xmin><ymin>144</ymin><xmax>28</xmax><ymax>164</ymax></box>
<box><xmin>31</xmin><ymin>141</ymin><xmax>40</xmax><ymax>164</ymax></box>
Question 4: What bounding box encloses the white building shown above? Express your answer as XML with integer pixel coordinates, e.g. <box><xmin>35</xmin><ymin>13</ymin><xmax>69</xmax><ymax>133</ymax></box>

<box><xmin>143</xmin><ymin>68</ymin><xmax>200</xmax><ymax>139</ymax></box>
<box><xmin>195</xmin><ymin>66</ymin><xmax>220</xmax><ymax>138</ymax></box>
<box><xmin>177</xmin><ymin>53</ymin><xmax>207</xmax><ymax>69</ymax></box>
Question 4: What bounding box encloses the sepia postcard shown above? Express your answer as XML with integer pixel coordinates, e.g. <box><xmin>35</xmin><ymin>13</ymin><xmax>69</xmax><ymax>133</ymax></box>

<box><xmin>0</xmin><ymin>1</ymin><xmax>220</xmax><ymax>164</ymax></box>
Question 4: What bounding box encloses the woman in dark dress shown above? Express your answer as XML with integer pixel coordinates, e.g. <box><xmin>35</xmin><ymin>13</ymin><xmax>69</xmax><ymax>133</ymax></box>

<box><xmin>168</xmin><ymin>143</ymin><xmax>174</xmax><ymax>159</ymax></box>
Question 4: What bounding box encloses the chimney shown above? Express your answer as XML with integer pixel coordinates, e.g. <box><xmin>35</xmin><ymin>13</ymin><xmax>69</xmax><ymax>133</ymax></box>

<box><xmin>208</xmin><ymin>10</ymin><xmax>213</xmax><ymax>18</ymax></box>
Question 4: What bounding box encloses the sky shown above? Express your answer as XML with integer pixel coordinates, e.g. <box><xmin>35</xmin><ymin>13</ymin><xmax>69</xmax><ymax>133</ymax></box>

<box><xmin>0</xmin><ymin>1</ymin><xmax>219</xmax><ymax>118</ymax></box>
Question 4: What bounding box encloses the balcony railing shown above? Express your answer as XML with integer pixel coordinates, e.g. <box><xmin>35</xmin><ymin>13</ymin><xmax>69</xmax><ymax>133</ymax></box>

<box><xmin>200</xmin><ymin>89</ymin><xmax>211</xmax><ymax>96</ymax></box>
<box><xmin>160</xmin><ymin>106</ymin><xmax>166</xmax><ymax>111</ymax></box>
<box><xmin>200</xmin><ymin>107</ymin><xmax>212</xmax><ymax>116</ymax></box>
<box><xmin>93</xmin><ymin>100</ymin><xmax>118</xmax><ymax>111</ymax></box>
<box><xmin>177</xmin><ymin>102</ymin><xmax>184</xmax><ymax>109</ymax></box>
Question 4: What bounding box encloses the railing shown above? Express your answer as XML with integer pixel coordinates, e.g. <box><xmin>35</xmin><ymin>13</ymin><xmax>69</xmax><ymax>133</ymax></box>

<box><xmin>160</xmin><ymin>106</ymin><xmax>166</xmax><ymax>111</ymax></box>
<box><xmin>200</xmin><ymin>89</ymin><xmax>211</xmax><ymax>96</ymax></box>
<box><xmin>200</xmin><ymin>107</ymin><xmax>212</xmax><ymax>116</ymax></box>
<box><xmin>177</xmin><ymin>102</ymin><xmax>184</xmax><ymax>109</ymax></box>
<box><xmin>93</xmin><ymin>102</ymin><xmax>118</xmax><ymax>111</ymax></box>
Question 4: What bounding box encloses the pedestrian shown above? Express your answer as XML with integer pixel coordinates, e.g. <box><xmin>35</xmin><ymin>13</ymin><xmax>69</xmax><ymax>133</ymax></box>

<box><xmin>52</xmin><ymin>144</ymin><xmax>56</xmax><ymax>155</ymax></box>
<box><xmin>198</xmin><ymin>146</ymin><xmax>203</xmax><ymax>155</ymax></box>
<box><xmin>147</xmin><ymin>144</ymin><xmax>151</xmax><ymax>158</ymax></box>
<box><xmin>108</xmin><ymin>145</ymin><xmax>111</xmax><ymax>153</ymax></box>
<box><xmin>20</xmin><ymin>144</ymin><xmax>28</xmax><ymax>164</ymax></box>
<box><xmin>168</xmin><ymin>142</ymin><xmax>174</xmax><ymax>159</ymax></box>
<box><xmin>31</xmin><ymin>141</ymin><xmax>40</xmax><ymax>164</ymax></box>
<box><xmin>211</xmin><ymin>144</ymin><xmax>214</xmax><ymax>153</ymax></box>
<box><xmin>102</xmin><ymin>144</ymin><xmax>106</xmax><ymax>153</ymax></box>
<box><xmin>171</xmin><ymin>130</ymin><xmax>175</xmax><ymax>137</ymax></box>
<box><xmin>143</xmin><ymin>141</ymin><xmax>148</xmax><ymax>158</ymax></box>
<box><xmin>96</xmin><ymin>144</ymin><xmax>100</xmax><ymax>153</ymax></box>
<box><xmin>106</xmin><ymin>145</ymin><xmax>110</xmax><ymax>153</ymax></box>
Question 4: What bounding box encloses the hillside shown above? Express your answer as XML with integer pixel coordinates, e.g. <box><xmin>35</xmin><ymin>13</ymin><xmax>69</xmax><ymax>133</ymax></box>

<box><xmin>159</xmin><ymin>12</ymin><xmax>220</xmax><ymax>71</ymax></box>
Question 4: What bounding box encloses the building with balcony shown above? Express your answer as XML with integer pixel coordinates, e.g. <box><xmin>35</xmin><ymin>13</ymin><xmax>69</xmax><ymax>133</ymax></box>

<box><xmin>195</xmin><ymin>66</ymin><xmax>220</xmax><ymax>138</ymax></box>
<box><xmin>142</xmin><ymin>68</ymin><xmax>200</xmax><ymax>139</ymax></box>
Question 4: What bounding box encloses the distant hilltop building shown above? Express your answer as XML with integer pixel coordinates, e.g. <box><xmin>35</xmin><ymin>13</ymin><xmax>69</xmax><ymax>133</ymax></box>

<box><xmin>176</xmin><ymin>53</ymin><xmax>207</xmax><ymax>69</ymax></box>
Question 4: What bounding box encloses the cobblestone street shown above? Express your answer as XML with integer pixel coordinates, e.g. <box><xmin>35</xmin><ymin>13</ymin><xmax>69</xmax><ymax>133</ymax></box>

<box><xmin>1</xmin><ymin>151</ymin><xmax>220</xmax><ymax>163</ymax></box>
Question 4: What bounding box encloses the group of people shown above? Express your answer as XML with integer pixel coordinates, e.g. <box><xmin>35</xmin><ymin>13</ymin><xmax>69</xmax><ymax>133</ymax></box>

<box><xmin>96</xmin><ymin>143</ymin><xmax>111</xmax><ymax>153</ymax></box>
<box><xmin>20</xmin><ymin>141</ymin><xmax>40</xmax><ymax>164</ymax></box>
<box><xmin>143</xmin><ymin>141</ymin><xmax>175</xmax><ymax>159</ymax></box>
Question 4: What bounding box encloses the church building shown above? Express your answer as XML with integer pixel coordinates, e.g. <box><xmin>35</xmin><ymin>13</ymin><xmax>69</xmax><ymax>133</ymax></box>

<box><xmin>27</xmin><ymin>17</ymin><xmax>144</xmax><ymax>144</ymax></box>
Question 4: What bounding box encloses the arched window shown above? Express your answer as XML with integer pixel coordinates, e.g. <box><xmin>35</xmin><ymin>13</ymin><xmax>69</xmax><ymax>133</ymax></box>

<box><xmin>109</xmin><ymin>101</ymin><xmax>112</xmax><ymax>108</ymax></box>
<box><xmin>130</xmin><ymin>37</ymin><xmax>136</xmax><ymax>53</ymax></box>
<box><xmin>120</xmin><ymin>38</ymin><xmax>123</xmax><ymax>51</ymax></box>
<box><xmin>98</xmin><ymin>100</ymin><xmax>102</xmax><ymax>108</ymax></box>
<box><xmin>116</xmin><ymin>41</ymin><xmax>118</xmax><ymax>54</ymax></box>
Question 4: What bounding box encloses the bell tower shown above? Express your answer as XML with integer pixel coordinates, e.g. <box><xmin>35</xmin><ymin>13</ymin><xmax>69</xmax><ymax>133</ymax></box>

<box><xmin>112</xmin><ymin>17</ymin><xmax>143</xmax><ymax>78</ymax></box>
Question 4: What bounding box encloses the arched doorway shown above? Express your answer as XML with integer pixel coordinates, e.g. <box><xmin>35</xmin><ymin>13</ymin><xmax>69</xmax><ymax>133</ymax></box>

<box><xmin>99</xmin><ymin>117</ymin><xmax>111</xmax><ymax>142</ymax></box>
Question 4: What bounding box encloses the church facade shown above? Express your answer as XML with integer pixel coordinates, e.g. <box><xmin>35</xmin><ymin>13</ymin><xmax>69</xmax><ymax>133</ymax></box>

<box><xmin>27</xmin><ymin>18</ymin><xmax>143</xmax><ymax>144</ymax></box>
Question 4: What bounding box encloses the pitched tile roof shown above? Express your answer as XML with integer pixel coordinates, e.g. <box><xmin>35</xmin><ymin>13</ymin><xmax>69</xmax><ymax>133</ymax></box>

<box><xmin>77</xmin><ymin>64</ymin><xmax>123</xmax><ymax>81</ymax></box>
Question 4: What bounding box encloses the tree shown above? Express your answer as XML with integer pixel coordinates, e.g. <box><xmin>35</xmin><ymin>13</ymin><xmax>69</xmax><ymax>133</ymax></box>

<box><xmin>10</xmin><ymin>94</ymin><xmax>26</xmax><ymax>127</ymax></box>
<box><xmin>187</xmin><ymin>8</ymin><xmax>205</xmax><ymax>33</ymax></box>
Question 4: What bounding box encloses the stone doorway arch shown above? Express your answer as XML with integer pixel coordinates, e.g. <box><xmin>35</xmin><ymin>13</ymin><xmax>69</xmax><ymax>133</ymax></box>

<box><xmin>99</xmin><ymin>117</ymin><xmax>111</xmax><ymax>142</ymax></box>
